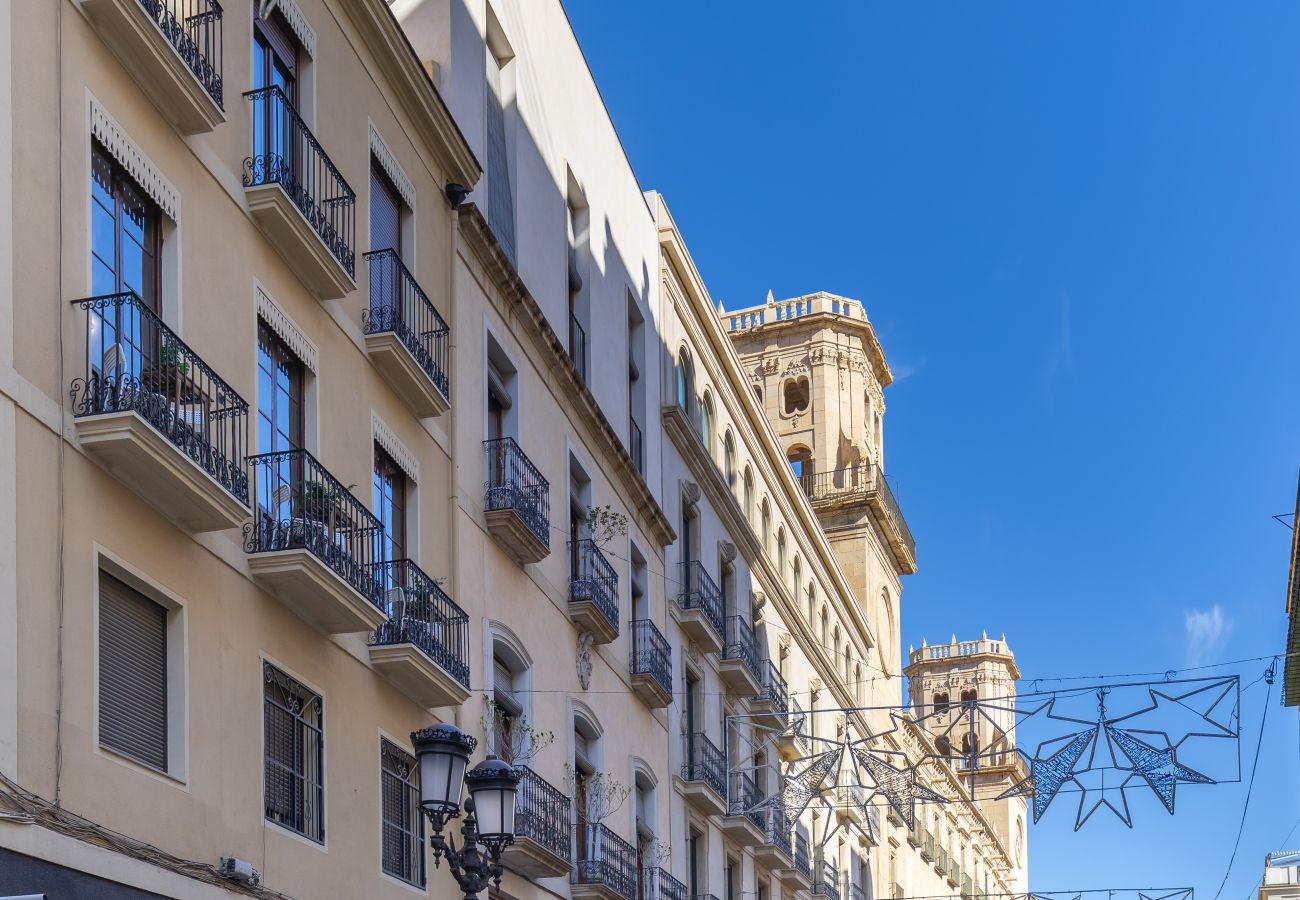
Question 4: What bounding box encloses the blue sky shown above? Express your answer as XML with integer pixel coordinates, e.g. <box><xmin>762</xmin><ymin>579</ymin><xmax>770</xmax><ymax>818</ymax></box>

<box><xmin>565</xmin><ymin>1</ymin><xmax>1300</xmax><ymax>893</ymax></box>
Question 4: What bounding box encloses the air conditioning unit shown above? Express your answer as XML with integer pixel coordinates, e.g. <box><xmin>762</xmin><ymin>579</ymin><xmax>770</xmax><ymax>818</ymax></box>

<box><xmin>219</xmin><ymin>857</ymin><xmax>260</xmax><ymax>886</ymax></box>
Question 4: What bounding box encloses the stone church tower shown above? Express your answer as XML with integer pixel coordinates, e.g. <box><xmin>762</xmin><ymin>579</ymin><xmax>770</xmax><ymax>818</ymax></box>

<box><xmin>723</xmin><ymin>291</ymin><xmax>914</xmax><ymax>702</ymax></box>
<box><xmin>904</xmin><ymin>635</ymin><xmax>1028</xmax><ymax>889</ymax></box>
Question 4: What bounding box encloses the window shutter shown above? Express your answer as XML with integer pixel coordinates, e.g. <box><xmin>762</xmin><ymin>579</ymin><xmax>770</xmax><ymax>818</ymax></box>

<box><xmin>98</xmin><ymin>572</ymin><xmax>167</xmax><ymax>771</ymax></box>
<box><xmin>369</xmin><ymin>160</ymin><xmax>403</xmax><ymax>257</ymax></box>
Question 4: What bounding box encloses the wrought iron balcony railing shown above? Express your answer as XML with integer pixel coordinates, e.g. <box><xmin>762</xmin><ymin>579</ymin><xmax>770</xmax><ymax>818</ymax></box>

<box><xmin>70</xmin><ymin>291</ymin><xmax>249</xmax><ymax>502</ymax></box>
<box><xmin>849</xmin><ymin>884</ymin><xmax>867</xmax><ymax>900</ymax></box>
<box><xmin>794</xmin><ymin>831</ymin><xmax>812</xmax><ymax>879</ymax></box>
<box><xmin>676</xmin><ymin>560</ymin><xmax>724</xmax><ymax>640</ymax></box>
<box><xmin>642</xmin><ymin>867</ymin><xmax>687</xmax><ymax>900</ymax></box>
<box><xmin>812</xmin><ymin>859</ymin><xmax>839</xmax><ymax>896</ymax></box>
<box><xmin>137</xmin><ymin>0</ymin><xmax>224</xmax><ymax>107</ymax></box>
<box><xmin>631</xmin><ymin>619</ymin><xmax>671</xmax><ymax>697</ymax></box>
<box><xmin>569</xmin><ymin>538</ymin><xmax>618</xmax><ymax>631</ymax></box>
<box><xmin>245</xmin><ymin>448</ymin><xmax>383</xmax><ymax>603</ymax></box>
<box><xmin>758</xmin><ymin>659</ymin><xmax>789</xmax><ymax>712</ymax></box>
<box><xmin>569</xmin><ymin>313</ymin><xmax>587</xmax><ymax>383</ymax></box>
<box><xmin>242</xmin><ymin>85</ymin><xmax>355</xmax><ymax>277</ymax></box>
<box><xmin>573</xmin><ymin>822</ymin><xmax>637</xmax><ymax>900</ymax></box>
<box><xmin>838</xmin><ymin>781</ymin><xmax>866</xmax><ymax>813</ymax></box>
<box><xmin>873</xmin><ymin>467</ymin><xmax>915</xmax><ymax>563</ymax></box>
<box><xmin>371</xmin><ymin>559</ymin><xmax>469</xmax><ymax>687</ymax></box>
<box><xmin>963</xmin><ymin>875</ymin><xmax>974</xmax><ymax>897</ymax></box>
<box><xmin>515</xmin><ymin>765</ymin><xmax>571</xmax><ymax>862</ymax></box>
<box><xmin>797</xmin><ymin>463</ymin><xmax>915</xmax><ymax>562</ymax></box>
<box><xmin>680</xmin><ymin>732</ymin><xmax>727</xmax><ymax>799</ymax></box>
<box><xmin>483</xmin><ymin>437</ymin><xmax>550</xmax><ymax>547</ymax></box>
<box><xmin>722</xmin><ymin>614</ymin><xmax>761</xmax><ymax>681</ymax></box>
<box><xmin>363</xmin><ymin>249</ymin><xmax>449</xmax><ymax>397</ymax></box>
<box><xmin>727</xmin><ymin>771</ymin><xmax>763</xmax><ymax>829</ymax></box>
<box><xmin>762</xmin><ymin>806</ymin><xmax>792</xmax><ymax>856</ymax></box>
<box><xmin>629</xmin><ymin>417</ymin><xmax>644</xmax><ymax>474</ymax></box>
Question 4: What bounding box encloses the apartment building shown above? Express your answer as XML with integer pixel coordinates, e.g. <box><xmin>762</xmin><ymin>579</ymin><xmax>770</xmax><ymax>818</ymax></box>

<box><xmin>0</xmin><ymin>0</ymin><xmax>1026</xmax><ymax>897</ymax></box>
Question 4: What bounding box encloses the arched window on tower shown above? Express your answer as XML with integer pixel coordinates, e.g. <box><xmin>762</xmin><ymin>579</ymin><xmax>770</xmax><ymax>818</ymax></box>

<box><xmin>783</xmin><ymin>376</ymin><xmax>810</xmax><ymax>415</ymax></box>
<box><xmin>933</xmin><ymin>692</ymin><xmax>950</xmax><ymax>714</ymax></box>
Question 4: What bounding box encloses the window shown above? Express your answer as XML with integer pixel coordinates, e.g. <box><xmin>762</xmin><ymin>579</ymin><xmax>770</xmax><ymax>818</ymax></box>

<box><xmin>960</xmin><ymin>688</ymin><xmax>978</xmax><ymax>705</ymax></box>
<box><xmin>743</xmin><ymin>467</ymin><xmax>754</xmax><ymax>519</ymax></box>
<box><xmin>675</xmin><ymin>350</ymin><xmax>693</xmax><ymax>412</ymax></box>
<box><xmin>791</xmin><ymin>556</ymin><xmax>801</xmax><ymax>596</ymax></box>
<box><xmin>820</xmin><ymin>607</ymin><xmax>829</xmax><ymax>645</ymax></box>
<box><xmin>486</xmin><ymin>354</ymin><xmax>514</xmax><ymax>444</ymax></box>
<box><xmin>98</xmin><ymin>572</ymin><xmax>168</xmax><ymax>772</ymax></box>
<box><xmin>806</xmin><ymin>583</ymin><xmax>815</xmax><ymax>622</ymax></box>
<box><xmin>788</xmin><ymin>445</ymin><xmax>813</xmax><ymax>483</ymax></box>
<box><xmin>257</xmin><ymin>320</ymin><xmax>304</xmax><ymax>454</ymax></box>
<box><xmin>264</xmin><ymin>663</ymin><xmax>324</xmax><ymax>842</ymax></box>
<box><xmin>491</xmin><ymin>649</ymin><xmax>525</xmax><ymax>762</ymax></box>
<box><xmin>720</xmin><ymin>560</ymin><xmax>735</xmax><ymax>618</ymax></box>
<box><xmin>627</xmin><ymin>294</ymin><xmax>645</xmax><ymax>469</ymax></box>
<box><xmin>484</xmin><ymin>3</ymin><xmax>516</xmax><ymax>259</ymax></box>
<box><xmin>933</xmin><ymin>692</ymin><xmax>950</xmax><ymax>714</ymax></box>
<box><xmin>373</xmin><ymin>444</ymin><xmax>406</xmax><ymax>564</ymax></box>
<box><xmin>566</xmin><ymin>174</ymin><xmax>590</xmax><ymax>380</ymax></box>
<box><xmin>760</xmin><ymin>500</ymin><xmax>771</xmax><ymax>552</ymax></box>
<box><xmin>701</xmin><ymin>392</ymin><xmax>715</xmax><ymax>452</ymax></box>
<box><xmin>630</xmin><ymin>543</ymin><xmax>648</xmax><ymax>621</ymax></box>
<box><xmin>369</xmin><ymin>157</ymin><xmax>404</xmax><ymax>256</ymax></box>
<box><xmin>251</xmin><ymin>9</ymin><xmax>301</xmax><ymax>175</ymax></box>
<box><xmin>380</xmin><ymin>739</ymin><xmax>425</xmax><ymax>887</ymax></box>
<box><xmin>92</xmin><ymin>142</ymin><xmax>160</xmax><ymax>307</ymax></box>
<box><xmin>687</xmin><ymin>827</ymin><xmax>703</xmax><ymax>895</ymax></box>
<box><xmin>723</xmin><ymin>432</ymin><xmax>735</xmax><ymax>487</ymax></box>
<box><xmin>726</xmin><ymin>856</ymin><xmax>739</xmax><ymax>900</ymax></box>
<box><xmin>783</xmin><ymin>377</ymin><xmax>809</xmax><ymax>414</ymax></box>
<box><xmin>776</xmin><ymin>529</ymin><xmax>787</xmax><ymax>579</ymax></box>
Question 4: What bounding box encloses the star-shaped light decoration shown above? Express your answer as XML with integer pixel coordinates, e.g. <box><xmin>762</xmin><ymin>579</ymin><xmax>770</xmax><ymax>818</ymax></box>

<box><xmin>1072</xmin><ymin>765</ymin><xmax>1132</xmax><ymax>830</ymax></box>
<box><xmin>1105</xmin><ymin>724</ymin><xmax>1214</xmax><ymax>814</ymax></box>
<box><xmin>851</xmin><ymin>748</ymin><xmax>946</xmax><ymax>830</ymax></box>
<box><xmin>750</xmin><ymin>745</ymin><xmax>842</xmax><ymax>823</ymax></box>
<box><xmin>997</xmin><ymin>728</ymin><xmax>1095</xmax><ymax>823</ymax></box>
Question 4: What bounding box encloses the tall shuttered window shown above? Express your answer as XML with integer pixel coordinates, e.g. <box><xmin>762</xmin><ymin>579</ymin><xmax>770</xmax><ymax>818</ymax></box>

<box><xmin>369</xmin><ymin>159</ymin><xmax>403</xmax><ymax>257</ymax></box>
<box><xmin>98</xmin><ymin>572</ymin><xmax>168</xmax><ymax>772</ymax></box>
<box><xmin>380</xmin><ymin>740</ymin><xmax>425</xmax><ymax>887</ymax></box>
<box><xmin>264</xmin><ymin>662</ymin><xmax>324</xmax><ymax>842</ymax></box>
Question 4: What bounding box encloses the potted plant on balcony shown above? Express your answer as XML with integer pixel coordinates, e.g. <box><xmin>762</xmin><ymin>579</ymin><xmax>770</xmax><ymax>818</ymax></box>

<box><xmin>479</xmin><ymin>696</ymin><xmax>554</xmax><ymax>767</ymax></box>
<box><xmin>298</xmin><ymin>480</ymin><xmax>357</xmax><ymax>525</ymax></box>
<box><xmin>564</xmin><ymin>767</ymin><xmax>631</xmax><ymax>883</ymax></box>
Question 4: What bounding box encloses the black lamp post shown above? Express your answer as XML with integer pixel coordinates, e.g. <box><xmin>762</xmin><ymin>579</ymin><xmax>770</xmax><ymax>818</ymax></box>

<box><xmin>411</xmin><ymin>723</ymin><xmax>520</xmax><ymax>900</ymax></box>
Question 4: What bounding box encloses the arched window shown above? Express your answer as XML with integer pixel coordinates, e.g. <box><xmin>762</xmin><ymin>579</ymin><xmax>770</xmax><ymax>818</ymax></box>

<box><xmin>701</xmin><ymin>392</ymin><xmax>715</xmax><ymax>452</ymax></box>
<box><xmin>935</xmin><ymin>736</ymin><xmax>953</xmax><ymax>757</ymax></box>
<box><xmin>760</xmin><ymin>499</ymin><xmax>771</xmax><ymax>551</ymax></box>
<box><xmin>933</xmin><ymin>692</ymin><xmax>950</xmax><ymax>714</ymax></box>
<box><xmin>743</xmin><ymin>467</ymin><xmax>754</xmax><ymax>518</ymax></box>
<box><xmin>776</xmin><ymin>529</ymin><xmax>787</xmax><ymax>578</ymax></box>
<box><xmin>753</xmin><ymin>383</ymin><xmax>763</xmax><ymax>403</ymax></box>
<box><xmin>723</xmin><ymin>431</ymin><xmax>736</xmax><ymax>487</ymax></box>
<box><xmin>787</xmin><ymin>445</ymin><xmax>813</xmax><ymax>482</ymax></box>
<box><xmin>675</xmin><ymin>349</ymin><xmax>693</xmax><ymax>412</ymax></box>
<box><xmin>783</xmin><ymin>376</ymin><xmax>810</xmax><ymax>414</ymax></box>
<box><xmin>960</xmin><ymin>688</ymin><xmax>977</xmax><ymax>705</ymax></box>
<box><xmin>961</xmin><ymin>732</ymin><xmax>980</xmax><ymax>756</ymax></box>
<box><xmin>489</xmin><ymin>626</ymin><xmax>533</xmax><ymax>763</ymax></box>
<box><xmin>806</xmin><ymin>583</ymin><xmax>815</xmax><ymax>621</ymax></box>
<box><xmin>791</xmin><ymin>556</ymin><xmax>801</xmax><ymax>595</ymax></box>
<box><xmin>854</xmin><ymin>663</ymin><xmax>863</xmax><ymax>702</ymax></box>
<box><xmin>820</xmin><ymin>606</ymin><xmax>829</xmax><ymax>645</ymax></box>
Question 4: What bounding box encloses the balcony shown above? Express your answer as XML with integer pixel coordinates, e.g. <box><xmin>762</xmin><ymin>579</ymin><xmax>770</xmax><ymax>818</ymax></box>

<box><xmin>675</xmin><ymin>561</ymin><xmax>724</xmax><ymax>653</ymax></box>
<box><xmin>936</xmin><ymin>847</ymin><xmax>950</xmax><ymax>877</ymax></box>
<box><xmin>963</xmin><ymin>874</ymin><xmax>975</xmax><ymax>896</ymax></box>
<box><xmin>848</xmin><ymin>885</ymin><xmax>867</xmax><ymax>900</ymax></box>
<box><xmin>753</xmin><ymin>807</ymin><xmax>793</xmax><ymax>869</ymax></box>
<box><xmin>893</xmin><ymin>886</ymin><xmax>906</xmax><ymax>900</ymax></box>
<box><xmin>865</xmin><ymin>803</ymin><xmax>882</xmax><ymax>845</ymax></box>
<box><xmin>642</xmin><ymin>868</ymin><xmax>687</xmax><ymax>900</ymax></box>
<box><xmin>797</xmin><ymin>463</ymin><xmax>916</xmax><ymax>574</ymax></box>
<box><xmin>368</xmin><ymin>559</ymin><xmax>470</xmax><ymax>709</ymax></box>
<box><xmin>569</xmin><ymin>313</ymin><xmax>588</xmax><ymax>383</ymax></box>
<box><xmin>718</xmin><ymin>615</ymin><xmax>762</xmax><ymax>694</ymax></box>
<box><xmin>812</xmin><ymin>860</ymin><xmax>839</xmax><ymax>897</ymax></box>
<box><xmin>483</xmin><ymin>438</ymin><xmax>550</xmax><ymax>564</ymax></box>
<box><xmin>244</xmin><ymin>448</ymin><xmax>386</xmax><ymax>634</ymax></box>
<box><xmin>572</xmin><ymin>822</ymin><xmax>637</xmax><ymax>900</ymax></box>
<box><xmin>569</xmin><ymin>539</ymin><xmax>619</xmax><ymax>644</ymax></box>
<box><xmin>70</xmin><ymin>292</ymin><xmax>249</xmax><ymax>532</ymax></box>
<box><xmin>630</xmin><ymin>619</ymin><xmax>672</xmax><ymax>708</ymax></box>
<box><xmin>678</xmin><ymin>733</ymin><xmax>727</xmax><ymax>816</ymax></box>
<box><xmin>836</xmin><ymin>781</ymin><xmax>867</xmax><ymax>826</ymax></box>
<box><xmin>921</xmin><ymin>834</ymin><xmax>935</xmax><ymax>862</ymax></box>
<box><xmin>629</xmin><ymin>418</ymin><xmax>644</xmax><ymax>475</ymax></box>
<box><xmin>750</xmin><ymin>660</ymin><xmax>789</xmax><ymax>730</ymax></box>
<box><xmin>721</xmin><ymin>771</ymin><xmax>764</xmax><ymax>847</ymax></box>
<box><xmin>82</xmin><ymin>0</ymin><xmax>224</xmax><ymax>133</ymax></box>
<box><xmin>362</xmin><ymin>250</ymin><xmax>450</xmax><ymax>417</ymax></box>
<box><xmin>776</xmin><ymin>698</ymin><xmax>809</xmax><ymax>760</ymax></box>
<box><xmin>503</xmin><ymin>765</ymin><xmax>571</xmax><ymax>879</ymax></box>
<box><xmin>242</xmin><ymin>85</ymin><xmax>356</xmax><ymax>299</ymax></box>
<box><xmin>777</xmin><ymin>831</ymin><xmax>813</xmax><ymax>894</ymax></box>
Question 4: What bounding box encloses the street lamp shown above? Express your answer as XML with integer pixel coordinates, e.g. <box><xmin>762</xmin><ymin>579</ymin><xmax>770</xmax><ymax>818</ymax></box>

<box><xmin>411</xmin><ymin>723</ymin><xmax>520</xmax><ymax>899</ymax></box>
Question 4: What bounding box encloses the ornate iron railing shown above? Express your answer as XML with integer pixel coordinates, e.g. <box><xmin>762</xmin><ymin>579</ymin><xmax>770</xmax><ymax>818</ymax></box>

<box><xmin>798</xmin><ymin>463</ymin><xmax>915</xmax><ymax>561</ymax></box>
<box><xmin>722</xmin><ymin>615</ymin><xmax>761</xmax><ymax>681</ymax></box>
<box><xmin>643</xmin><ymin>867</ymin><xmax>687</xmax><ymax>900</ymax></box>
<box><xmin>727</xmin><ymin>771</ymin><xmax>763</xmax><ymax>829</ymax></box>
<box><xmin>70</xmin><ymin>291</ymin><xmax>249</xmax><ymax>502</ymax></box>
<box><xmin>629</xmin><ymin>417</ymin><xmax>644</xmax><ymax>474</ymax></box>
<box><xmin>631</xmin><ymin>619</ymin><xmax>671</xmax><ymax>697</ymax></box>
<box><xmin>138</xmin><ymin>0</ymin><xmax>223</xmax><ymax>107</ymax></box>
<box><xmin>245</xmin><ymin>448</ymin><xmax>382</xmax><ymax>603</ymax></box>
<box><xmin>759</xmin><ymin>659</ymin><xmax>789</xmax><ymax>713</ymax></box>
<box><xmin>849</xmin><ymin>884</ymin><xmax>867</xmax><ymax>900</ymax></box>
<box><xmin>812</xmin><ymin>859</ymin><xmax>839</xmax><ymax>897</ymax></box>
<box><xmin>680</xmin><ymin>732</ymin><xmax>726</xmax><ymax>798</ymax></box>
<box><xmin>573</xmin><ymin>822</ymin><xmax>637</xmax><ymax>900</ymax></box>
<box><xmin>676</xmin><ymin>560</ymin><xmax>724</xmax><ymax>641</ymax></box>
<box><xmin>370</xmin><ymin>559</ymin><xmax>469</xmax><ymax>687</ymax></box>
<box><xmin>762</xmin><ymin>806</ymin><xmax>792</xmax><ymax>857</ymax></box>
<box><xmin>363</xmin><ymin>249</ymin><xmax>449</xmax><ymax>398</ymax></box>
<box><xmin>483</xmin><ymin>437</ymin><xmax>550</xmax><ymax>547</ymax></box>
<box><xmin>794</xmin><ymin>831</ymin><xmax>812</xmax><ymax>880</ymax></box>
<box><xmin>569</xmin><ymin>313</ymin><xmax>587</xmax><ymax>383</ymax></box>
<box><xmin>569</xmin><ymin>538</ymin><xmax>618</xmax><ymax>632</ymax></box>
<box><xmin>515</xmin><ymin>765</ymin><xmax>571</xmax><ymax>862</ymax></box>
<box><xmin>874</xmin><ymin>468</ymin><xmax>915</xmax><ymax>561</ymax></box>
<box><xmin>242</xmin><ymin>85</ymin><xmax>355</xmax><ymax>277</ymax></box>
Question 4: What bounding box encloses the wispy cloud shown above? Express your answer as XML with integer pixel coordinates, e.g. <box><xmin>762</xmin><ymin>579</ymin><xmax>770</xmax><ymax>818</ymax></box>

<box><xmin>891</xmin><ymin>355</ymin><xmax>928</xmax><ymax>383</ymax></box>
<box><xmin>1184</xmin><ymin>605</ymin><xmax>1232</xmax><ymax>666</ymax></box>
<box><xmin>1042</xmin><ymin>293</ymin><xmax>1074</xmax><ymax>405</ymax></box>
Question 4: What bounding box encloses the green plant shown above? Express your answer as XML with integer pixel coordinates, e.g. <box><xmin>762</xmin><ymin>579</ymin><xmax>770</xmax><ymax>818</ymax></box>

<box><xmin>479</xmin><ymin>695</ymin><xmax>554</xmax><ymax>766</ymax></box>
<box><xmin>158</xmin><ymin>341</ymin><xmax>190</xmax><ymax>376</ymax></box>
<box><xmin>582</xmin><ymin>504</ymin><xmax>628</xmax><ymax>548</ymax></box>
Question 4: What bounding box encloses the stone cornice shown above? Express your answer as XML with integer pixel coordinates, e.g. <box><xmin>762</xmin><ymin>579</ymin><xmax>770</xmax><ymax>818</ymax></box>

<box><xmin>335</xmin><ymin>0</ymin><xmax>480</xmax><ymax>188</ymax></box>
<box><xmin>459</xmin><ymin>203</ymin><xmax>676</xmax><ymax>548</ymax></box>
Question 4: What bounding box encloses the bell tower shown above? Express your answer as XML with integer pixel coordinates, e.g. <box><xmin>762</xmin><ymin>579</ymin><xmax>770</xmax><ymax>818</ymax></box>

<box><xmin>723</xmin><ymin>290</ymin><xmax>915</xmax><ymax>701</ymax></box>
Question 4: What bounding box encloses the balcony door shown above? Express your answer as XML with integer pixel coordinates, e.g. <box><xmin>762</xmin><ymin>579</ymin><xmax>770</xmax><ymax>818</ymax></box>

<box><xmin>373</xmin><ymin>445</ymin><xmax>406</xmax><ymax>576</ymax></box>
<box><xmin>252</xmin><ymin>10</ymin><xmax>299</xmax><ymax>180</ymax></box>
<box><xmin>256</xmin><ymin>322</ymin><xmax>305</xmax><ymax>529</ymax></box>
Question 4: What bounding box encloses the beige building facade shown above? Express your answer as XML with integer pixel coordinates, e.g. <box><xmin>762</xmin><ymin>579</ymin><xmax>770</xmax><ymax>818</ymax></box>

<box><xmin>0</xmin><ymin>1</ymin><xmax>1027</xmax><ymax>898</ymax></box>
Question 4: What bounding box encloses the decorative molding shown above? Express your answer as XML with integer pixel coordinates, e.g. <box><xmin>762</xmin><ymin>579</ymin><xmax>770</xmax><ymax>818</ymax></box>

<box><xmin>809</xmin><ymin>677</ymin><xmax>823</xmax><ymax>702</ymax></box>
<box><xmin>719</xmin><ymin>540</ymin><xmax>737</xmax><ymax>563</ymax></box>
<box><xmin>576</xmin><ymin>632</ymin><xmax>594</xmax><ymax>690</ymax></box>
<box><xmin>368</xmin><ymin>122</ymin><xmax>416</xmax><ymax>211</ymax></box>
<box><xmin>778</xmin><ymin>633</ymin><xmax>792</xmax><ymax>656</ymax></box>
<box><xmin>371</xmin><ymin>412</ymin><xmax>419</xmax><ymax>483</ymax></box>
<box><xmin>89</xmin><ymin>97</ymin><xmax>179</xmax><ymax>222</ymax></box>
<box><xmin>254</xmin><ymin>284</ymin><xmax>318</xmax><ymax>374</ymax></box>
<box><xmin>258</xmin><ymin>0</ymin><xmax>316</xmax><ymax>58</ymax></box>
<box><xmin>681</xmin><ymin>480</ymin><xmax>701</xmax><ymax>509</ymax></box>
